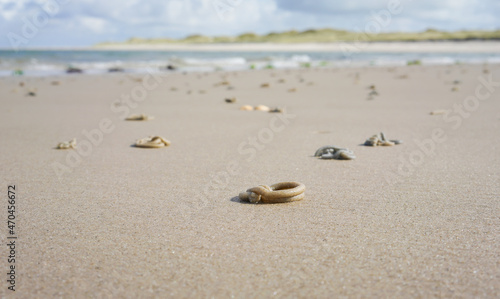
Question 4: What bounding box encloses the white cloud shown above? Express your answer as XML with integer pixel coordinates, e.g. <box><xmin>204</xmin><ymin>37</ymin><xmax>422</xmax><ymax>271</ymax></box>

<box><xmin>0</xmin><ymin>0</ymin><xmax>498</xmax><ymax>47</ymax></box>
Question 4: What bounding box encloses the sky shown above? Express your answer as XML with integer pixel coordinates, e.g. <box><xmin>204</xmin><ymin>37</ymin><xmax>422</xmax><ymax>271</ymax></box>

<box><xmin>0</xmin><ymin>0</ymin><xmax>499</xmax><ymax>48</ymax></box>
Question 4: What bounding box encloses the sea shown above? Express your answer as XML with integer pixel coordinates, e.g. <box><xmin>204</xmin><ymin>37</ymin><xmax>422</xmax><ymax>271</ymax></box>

<box><xmin>1</xmin><ymin>49</ymin><xmax>499</xmax><ymax>77</ymax></box>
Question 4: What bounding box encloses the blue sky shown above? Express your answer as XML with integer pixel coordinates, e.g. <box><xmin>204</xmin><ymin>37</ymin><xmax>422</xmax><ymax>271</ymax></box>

<box><xmin>1</xmin><ymin>0</ymin><xmax>499</xmax><ymax>47</ymax></box>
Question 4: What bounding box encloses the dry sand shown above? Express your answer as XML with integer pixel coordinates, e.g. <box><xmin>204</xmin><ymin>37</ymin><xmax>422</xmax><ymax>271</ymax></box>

<box><xmin>0</xmin><ymin>64</ymin><xmax>499</xmax><ymax>298</ymax></box>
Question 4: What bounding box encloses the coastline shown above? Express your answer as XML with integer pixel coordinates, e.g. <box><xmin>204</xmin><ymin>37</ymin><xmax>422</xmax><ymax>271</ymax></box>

<box><xmin>2</xmin><ymin>40</ymin><xmax>500</xmax><ymax>53</ymax></box>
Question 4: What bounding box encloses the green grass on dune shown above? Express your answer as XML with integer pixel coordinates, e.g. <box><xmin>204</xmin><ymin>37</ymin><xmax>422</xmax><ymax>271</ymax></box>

<box><xmin>96</xmin><ymin>28</ymin><xmax>500</xmax><ymax>46</ymax></box>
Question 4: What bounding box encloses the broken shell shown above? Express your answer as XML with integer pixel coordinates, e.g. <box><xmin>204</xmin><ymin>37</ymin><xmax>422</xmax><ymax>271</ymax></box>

<box><xmin>125</xmin><ymin>114</ymin><xmax>154</xmax><ymax>121</ymax></box>
<box><xmin>134</xmin><ymin>136</ymin><xmax>171</xmax><ymax>148</ymax></box>
<box><xmin>56</xmin><ymin>138</ymin><xmax>77</xmax><ymax>149</ymax></box>
<box><xmin>364</xmin><ymin>135</ymin><xmax>379</xmax><ymax>146</ymax></box>
<box><xmin>225</xmin><ymin>97</ymin><xmax>237</xmax><ymax>103</ymax></box>
<box><xmin>255</xmin><ymin>105</ymin><xmax>270</xmax><ymax>112</ymax></box>
<box><xmin>240</xmin><ymin>105</ymin><xmax>254</xmax><ymax>111</ymax></box>
<box><xmin>269</xmin><ymin>108</ymin><xmax>283</xmax><ymax>113</ymax></box>
<box><xmin>261</xmin><ymin>83</ymin><xmax>270</xmax><ymax>88</ymax></box>
<box><xmin>364</xmin><ymin>132</ymin><xmax>402</xmax><ymax>146</ymax></box>
<box><xmin>314</xmin><ymin>146</ymin><xmax>356</xmax><ymax>160</ymax></box>
<box><xmin>430</xmin><ymin>110</ymin><xmax>447</xmax><ymax>115</ymax></box>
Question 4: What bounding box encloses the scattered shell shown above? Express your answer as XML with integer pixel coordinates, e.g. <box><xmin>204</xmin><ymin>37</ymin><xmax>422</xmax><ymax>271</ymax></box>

<box><xmin>56</xmin><ymin>138</ymin><xmax>76</xmax><ymax>149</ymax></box>
<box><xmin>451</xmin><ymin>87</ymin><xmax>459</xmax><ymax>92</ymax></box>
<box><xmin>278</xmin><ymin>79</ymin><xmax>286</xmax><ymax>83</ymax></box>
<box><xmin>125</xmin><ymin>114</ymin><xmax>154</xmax><ymax>121</ymax></box>
<box><xmin>199</xmin><ymin>90</ymin><xmax>206</xmax><ymax>94</ymax></box>
<box><xmin>288</xmin><ymin>88</ymin><xmax>297</xmax><ymax>92</ymax></box>
<box><xmin>19</xmin><ymin>82</ymin><xmax>25</xmax><ymax>87</ymax></box>
<box><xmin>364</xmin><ymin>132</ymin><xmax>402</xmax><ymax>146</ymax></box>
<box><xmin>134</xmin><ymin>136</ymin><xmax>171</xmax><ymax>148</ymax></box>
<box><xmin>255</xmin><ymin>105</ymin><xmax>270</xmax><ymax>112</ymax></box>
<box><xmin>261</xmin><ymin>83</ymin><xmax>270</xmax><ymax>88</ymax></box>
<box><xmin>27</xmin><ymin>91</ymin><xmax>36</xmax><ymax>97</ymax></box>
<box><xmin>314</xmin><ymin>146</ymin><xmax>355</xmax><ymax>160</ymax></box>
<box><xmin>170</xmin><ymin>87</ymin><xmax>178</xmax><ymax>91</ymax></box>
<box><xmin>430</xmin><ymin>110</ymin><xmax>447</xmax><ymax>115</ymax></box>
<box><xmin>225</xmin><ymin>97</ymin><xmax>237</xmax><ymax>103</ymax></box>
<box><xmin>240</xmin><ymin>105</ymin><xmax>254</xmax><ymax>111</ymax></box>
<box><xmin>269</xmin><ymin>107</ymin><xmax>283</xmax><ymax>113</ymax></box>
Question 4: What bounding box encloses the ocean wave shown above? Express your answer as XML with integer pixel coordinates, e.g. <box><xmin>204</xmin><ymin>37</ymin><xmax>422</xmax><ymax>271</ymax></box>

<box><xmin>0</xmin><ymin>50</ymin><xmax>499</xmax><ymax>76</ymax></box>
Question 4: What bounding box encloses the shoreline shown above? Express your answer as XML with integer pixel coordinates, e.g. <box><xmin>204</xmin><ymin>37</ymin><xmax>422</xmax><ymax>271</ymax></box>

<box><xmin>1</xmin><ymin>41</ymin><xmax>500</xmax><ymax>53</ymax></box>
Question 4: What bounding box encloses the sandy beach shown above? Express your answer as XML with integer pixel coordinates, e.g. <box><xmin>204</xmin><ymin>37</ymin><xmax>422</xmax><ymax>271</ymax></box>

<box><xmin>0</xmin><ymin>64</ymin><xmax>499</xmax><ymax>297</ymax></box>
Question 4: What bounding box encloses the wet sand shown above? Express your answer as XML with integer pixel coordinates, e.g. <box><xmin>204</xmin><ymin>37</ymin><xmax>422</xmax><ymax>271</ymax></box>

<box><xmin>0</xmin><ymin>64</ymin><xmax>499</xmax><ymax>297</ymax></box>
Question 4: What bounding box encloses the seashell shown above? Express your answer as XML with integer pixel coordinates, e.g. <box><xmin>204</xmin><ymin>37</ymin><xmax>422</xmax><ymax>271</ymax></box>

<box><xmin>430</xmin><ymin>110</ymin><xmax>447</xmax><ymax>115</ymax></box>
<box><xmin>269</xmin><ymin>107</ymin><xmax>283</xmax><ymax>113</ymax></box>
<box><xmin>451</xmin><ymin>87</ymin><xmax>459</xmax><ymax>92</ymax></box>
<box><xmin>288</xmin><ymin>88</ymin><xmax>297</xmax><ymax>92</ymax></box>
<box><xmin>134</xmin><ymin>136</ymin><xmax>171</xmax><ymax>148</ymax></box>
<box><xmin>261</xmin><ymin>83</ymin><xmax>270</xmax><ymax>88</ymax></box>
<box><xmin>255</xmin><ymin>105</ymin><xmax>270</xmax><ymax>112</ymax></box>
<box><xmin>364</xmin><ymin>135</ymin><xmax>379</xmax><ymax>146</ymax></box>
<box><xmin>364</xmin><ymin>132</ymin><xmax>402</xmax><ymax>146</ymax></box>
<box><xmin>278</xmin><ymin>79</ymin><xmax>286</xmax><ymax>83</ymax></box>
<box><xmin>170</xmin><ymin>87</ymin><xmax>178</xmax><ymax>91</ymax></box>
<box><xmin>125</xmin><ymin>114</ymin><xmax>154</xmax><ymax>121</ymax></box>
<box><xmin>56</xmin><ymin>138</ymin><xmax>76</xmax><ymax>149</ymax></box>
<box><xmin>239</xmin><ymin>182</ymin><xmax>305</xmax><ymax>204</ymax></box>
<box><xmin>314</xmin><ymin>146</ymin><xmax>355</xmax><ymax>160</ymax></box>
<box><xmin>240</xmin><ymin>105</ymin><xmax>253</xmax><ymax>111</ymax></box>
<box><xmin>379</xmin><ymin>140</ymin><xmax>395</xmax><ymax>146</ymax></box>
<box><xmin>225</xmin><ymin>97</ymin><xmax>237</xmax><ymax>103</ymax></box>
